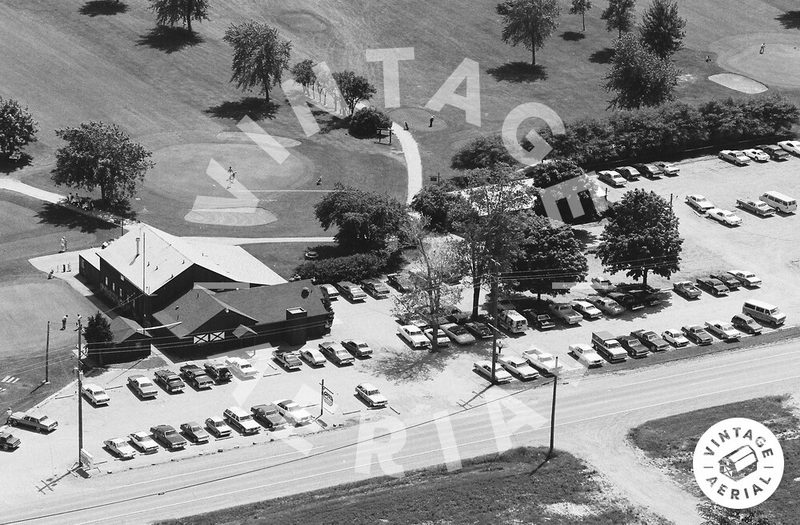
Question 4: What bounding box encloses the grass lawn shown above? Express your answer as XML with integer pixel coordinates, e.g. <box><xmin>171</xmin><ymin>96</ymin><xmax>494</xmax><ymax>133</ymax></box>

<box><xmin>629</xmin><ymin>396</ymin><xmax>800</xmax><ymax>524</ymax></box>
<box><xmin>243</xmin><ymin>241</ymin><xmax>338</xmax><ymax>279</ymax></box>
<box><xmin>156</xmin><ymin>447</ymin><xmax>661</xmax><ymax>525</ymax></box>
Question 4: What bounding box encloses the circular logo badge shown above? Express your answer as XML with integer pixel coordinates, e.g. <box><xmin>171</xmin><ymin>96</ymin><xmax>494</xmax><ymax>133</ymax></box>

<box><xmin>693</xmin><ymin>418</ymin><xmax>784</xmax><ymax>509</ymax></box>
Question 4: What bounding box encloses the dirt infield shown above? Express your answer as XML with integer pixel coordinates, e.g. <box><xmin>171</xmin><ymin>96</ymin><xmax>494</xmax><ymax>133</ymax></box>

<box><xmin>711</xmin><ymin>33</ymin><xmax>800</xmax><ymax>89</ymax></box>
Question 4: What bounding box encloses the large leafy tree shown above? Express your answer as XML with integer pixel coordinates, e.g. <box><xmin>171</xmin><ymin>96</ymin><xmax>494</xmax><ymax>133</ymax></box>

<box><xmin>410</xmin><ymin>184</ymin><xmax>470</xmax><ymax>233</ymax></box>
<box><xmin>332</xmin><ymin>71</ymin><xmax>376</xmax><ymax>116</ymax></box>
<box><xmin>601</xmin><ymin>0</ymin><xmax>636</xmax><ymax>37</ymax></box>
<box><xmin>0</xmin><ymin>97</ymin><xmax>37</xmax><ymax>161</ymax></box>
<box><xmin>224</xmin><ymin>21</ymin><xmax>292</xmax><ymax>104</ymax></box>
<box><xmin>496</xmin><ymin>0</ymin><xmax>561</xmax><ymax>66</ymax></box>
<box><xmin>639</xmin><ymin>0</ymin><xmax>686</xmax><ymax>58</ymax></box>
<box><xmin>290</xmin><ymin>59</ymin><xmax>317</xmax><ymax>94</ymax></box>
<box><xmin>604</xmin><ymin>33</ymin><xmax>679</xmax><ymax>109</ymax></box>
<box><xmin>52</xmin><ymin>122</ymin><xmax>154</xmax><ymax>207</ymax></box>
<box><xmin>149</xmin><ymin>0</ymin><xmax>209</xmax><ymax>33</ymax></box>
<box><xmin>597</xmin><ymin>188</ymin><xmax>682</xmax><ymax>286</ymax></box>
<box><xmin>314</xmin><ymin>184</ymin><xmax>408</xmax><ymax>251</ymax></box>
<box><xmin>510</xmin><ymin>214</ymin><xmax>588</xmax><ymax>299</ymax></box>
<box><xmin>451</xmin><ymin>134</ymin><xmax>520</xmax><ymax>171</ymax></box>
<box><xmin>83</xmin><ymin>312</ymin><xmax>113</xmax><ymax>347</ymax></box>
<box><xmin>569</xmin><ymin>0</ymin><xmax>593</xmax><ymax>32</ymax></box>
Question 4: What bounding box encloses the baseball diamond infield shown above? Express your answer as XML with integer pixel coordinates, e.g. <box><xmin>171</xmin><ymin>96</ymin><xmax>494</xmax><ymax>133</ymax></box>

<box><xmin>710</xmin><ymin>32</ymin><xmax>800</xmax><ymax>90</ymax></box>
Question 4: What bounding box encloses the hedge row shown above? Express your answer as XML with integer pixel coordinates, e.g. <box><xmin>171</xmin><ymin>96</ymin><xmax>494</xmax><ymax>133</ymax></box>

<box><xmin>294</xmin><ymin>250</ymin><xmax>401</xmax><ymax>284</ymax></box>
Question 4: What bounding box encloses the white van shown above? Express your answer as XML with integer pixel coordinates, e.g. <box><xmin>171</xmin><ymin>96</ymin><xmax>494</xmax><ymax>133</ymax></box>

<box><xmin>497</xmin><ymin>309</ymin><xmax>528</xmax><ymax>334</ymax></box>
<box><xmin>759</xmin><ymin>191</ymin><xmax>797</xmax><ymax>214</ymax></box>
<box><xmin>742</xmin><ymin>300</ymin><xmax>786</xmax><ymax>327</ymax></box>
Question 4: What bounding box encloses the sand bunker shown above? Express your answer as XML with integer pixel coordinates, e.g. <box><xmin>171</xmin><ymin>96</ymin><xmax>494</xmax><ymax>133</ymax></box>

<box><xmin>708</xmin><ymin>73</ymin><xmax>768</xmax><ymax>94</ymax></box>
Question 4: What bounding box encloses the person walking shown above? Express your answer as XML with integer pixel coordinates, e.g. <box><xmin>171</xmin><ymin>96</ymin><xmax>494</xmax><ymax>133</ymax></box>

<box><xmin>61</xmin><ymin>314</ymin><xmax>68</xmax><ymax>330</ymax></box>
<box><xmin>429</xmin><ymin>116</ymin><xmax>434</xmax><ymax>127</ymax></box>
<box><xmin>760</xmin><ymin>43</ymin><xmax>766</xmax><ymax>55</ymax></box>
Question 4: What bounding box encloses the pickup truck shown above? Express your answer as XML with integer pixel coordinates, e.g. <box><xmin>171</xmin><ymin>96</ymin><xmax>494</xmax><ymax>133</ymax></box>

<box><xmin>0</xmin><ymin>430</ymin><xmax>21</xmax><ymax>450</ymax></box>
<box><xmin>273</xmin><ymin>351</ymin><xmax>303</xmax><ymax>370</ymax></box>
<box><xmin>203</xmin><ymin>361</ymin><xmax>233</xmax><ymax>383</ymax></box>
<box><xmin>7</xmin><ymin>412</ymin><xmax>58</xmax><ymax>433</ymax></box>
<box><xmin>591</xmin><ymin>331</ymin><xmax>628</xmax><ymax>363</ymax></box>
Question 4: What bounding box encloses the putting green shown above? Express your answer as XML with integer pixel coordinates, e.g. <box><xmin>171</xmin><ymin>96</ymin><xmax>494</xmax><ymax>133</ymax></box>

<box><xmin>711</xmin><ymin>33</ymin><xmax>800</xmax><ymax>89</ymax></box>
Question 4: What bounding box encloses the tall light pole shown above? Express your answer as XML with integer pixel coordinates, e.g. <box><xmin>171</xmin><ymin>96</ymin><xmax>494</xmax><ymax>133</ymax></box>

<box><xmin>43</xmin><ymin>321</ymin><xmax>50</xmax><ymax>385</ymax></box>
<box><xmin>490</xmin><ymin>260</ymin><xmax>499</xmax><ymax>384</ymax></box>
<box><xmin>76</xmin><ymin>319</ymin><xmax>84</xmax><ymax>469</ymax></box>
<box><xmin>547</xmin><ymin>356</ymin><xmax>559</xmax><ymax>460</ymax></box>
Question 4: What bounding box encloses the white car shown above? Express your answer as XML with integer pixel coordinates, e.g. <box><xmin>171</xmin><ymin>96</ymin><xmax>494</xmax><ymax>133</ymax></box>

<box><xmin>727</xmin><ymin>270</ymin><xmax>761</xmax><ymax>288</ymax></box>
<box><xmin>719</xmin><ymin>150</ymin><xmax>751</xmax><ymax>166</ymax></box>
<box><xmin>473</xmin><ymin>361</ymin><xmax>513</xmax><ymax>384</ymax></box>
<box><xmin>705</xmin><ymin>321</ymin><xmax>742</xmax><ymax>342</ymax></box>
<box><xmin>522</xmin><ymin>347</ymin><xmax>564</xmax><ymax>376</ymax></box>
<box><xmin>654</xmin><ymin>161</ymin><xmax>679</xmax><ymax>176</ymax></box>
<box><xmin>571</xmin><ymin>300</ymin><xmax>602</xmax><ymax>319</ymax></box>
<box><xmin>661</xmin><ymin>329</ymin><xmax>689</xmax><ymax>348</ymax></box>
<box><xmin>300</xmin><ymin>348</ymin><xmax>327</xmax><ymax>366</ymax></box>
<box><xmin>569</xmin><ymin>343</ymin><xmax>603</xmax><ymax>368</ymax></box>
<box><xmin>499</xmin><ymin>354</ymin><xmax>539</xmax><ymax>380</ymax></box>
<box><xmin>398</xmin><ymin>324</ymin><xmax>430</xmax><ymax>349</ymax></box>
<box><xmin>205</xmin><ymin>416</ymin><xmax>233</xmax><ymax>438</ymax></box>
<box><xmin>104</xmin><ymin>437</ymin><xmax>136</xmax><ymax>459</ymax></box>
<box><xmin>778</xmin><ymin>140</ymin><xmax>800</xmax><ymax>155</ymax></box>
<box><xmin>274</xmin><ymin>399</ymin><xmax>313</xmax><ymax>426</ymax></box>
<box><xmin>440</xmin><ymin>323</ymin><xmax>476</xmax><ymax>345</ymax></box>
<box><xmin>355</xmin><ymin>383</ymin><xmax>388</xmax><ymax>408</ymax></box>
<box><xmin>587</xmin><ymin>295</ymin><xmax>624</xmax><ymax>316</ymax></box>
<box><xmin>225</xmin><ymin>356</ymin><xmax>258</xmax><ymax>378</ymax></box>
<box><xmin>81</xmin><ymin>384</ymin><xmax>110</xmax><ymax>406</ymax></box>
<box><xmin>597</xmin><ymin>170</ymin><xmax>627</xmax><ymax>187</ymax></box>
<box><xmin>742</xmin><ymin>148</ymin><xmax>769</xmax><ymax>162</ymax></box>
<box><xmin>129</xmin><ymin>431</ymin><xmax>159</xmax><ymax>454</ymax></box>
<box><xmin>424</xmin><ymin>327</ymin><xmax>450</xmax><ymax>347</ymax></box>
<box><xmin>686</xmin><ymin>194</ymin><xmax>715</xmax><ymax>213</ymax></box>
<box><xmin>707</xmin><ymin>208</ymin><xmax>743</xmax><ymax>226</ymax></box>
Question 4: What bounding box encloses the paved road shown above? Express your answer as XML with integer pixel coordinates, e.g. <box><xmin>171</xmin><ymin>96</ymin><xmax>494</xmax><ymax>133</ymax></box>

<box><xmin>3</xmin><ymin>338</ymin><xmax>798</xmax><ymax>525</ymax></box>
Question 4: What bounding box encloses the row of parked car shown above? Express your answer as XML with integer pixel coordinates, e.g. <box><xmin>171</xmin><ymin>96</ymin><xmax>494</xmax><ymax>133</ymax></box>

<box><xmin>672</xmin><ymin>269</ymin><xmax>762</xmax><ymax>300</ymax></box>
<box><xmin>717</xmin><ymin>141</ymin><xmax>800</xmax><ymax>166</ymax></box>
<box><xmin>597</xmin><ymin>161</ymin><xmax>681</xmax><ymax>188</ymax></box>
<box><xmin>686</xmin><ymin>191</ymin><xmax>796</xmax><ymax>227</ymax></box>
<box><xmin>473</xmin><ymin>347</ymin><xmax>565</xmax><ymax>384</ymax></box>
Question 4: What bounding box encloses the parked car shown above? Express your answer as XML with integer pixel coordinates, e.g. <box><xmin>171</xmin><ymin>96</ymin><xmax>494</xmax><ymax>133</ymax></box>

<box><xmin>341</xmin><ymin>339</ymin><xmax>373</xmax><ymax>358</ymax></box>
<box><xmin>319</xmin><ymin>341</ymin><xmax>356</xmax><ymax>365</ymax></box>
<box><xmin>398</xmin><ymin>324</ymin><xmax>431</xmax><ymax>349</ymax></box>
<box><xmin>180</xmin><ymin>422</ymin><xmax>210</xmax><ymax>444</ymax></box>
<box><xmin>386</xmin><ymin>273</ymin><xmax>415</xmax><ymax>293</ymax></box>
<box><xmin>6</xmin><ymin>412</ymin><xmax>57</xmax><ymax>433</ymax></box>
<box><xmin>473</xmin><ymin>360</ymin><xmax>513</xmax><ymax>384</ymax></box>
<box><xmin>633</xmin><ymin>163</ymin><xmax>663</xmax><ymax>179</ymax></box>
<box><xmin>571</xmin><ymin>300</ymin><xmax>603</xmax><ymax>320</ymax></box>
<box><xmin>590</xmin><ymin>278</ymin><xmax>615</xmax><ymax>293</ymax></box>
<box><xmin>104</xmin><ymin>438</ymin><xmax>136</xmax><ymax>459</ymax></box>
<box><xmin>686</xmin><ymin>194</ymin><xmax>715</xmax><ymax>213</ymax></box>
<box><xmin>727</xmin><ymin>270</ymin><xmax>762</xmax><ymax>288</ymax></box>
<box><xmin>705</xmin><ymin>321</ymin><xmax>742</xmax><ymax>342</ymax></box>
<box><xmin>424</xmin><ymin>327</ymin><xmax>450</xmax><ymax>347</ymax></box>
<box><xmin>654</xmin><ymin>161</ymin><xmax>680</xmax><ymax>176</ymax></box>
<box><xmin>464</xmin><ymin>321</ymin><xmax>493</xmax><ymax>339</ymax></box>
<box><xmin>757</xmin><ymin>144</ymin><xmax>790</xmax><ymax>161</ymax></box>
<box><xmin>150</xmin><ymin>425</ymin><xmax>187</xmax><ymax>450</ymax></box>
<box><xmin>203</xmin><ymin>361</ymin><xmax>233</xmax><ymax>383</ymax></box>
<box><xmin>681</xmin><ymin>325</ymin><xmax>714</xmax><ymax>345</ymax></box>
<box><xmin>707</xmin><ymin>208</ymin><xmax>743</xmax><ymax>227</ymax></box>
<box><xmin>361</xmin><ymin>278</ymin><xmax>391</xmax><ymax>299</ymax></box>
<box><xmin>81</xmin><ymin>384</ymin><xmax>110</xmax><ymax>406</ymax></box>
<box><xmin>616</xmin><ymin>166</ymin><xmax>640</xmax><ymax>181</ymax></box>
<box><xmin>631</xmin><ymin>329</ymin><xmax>669</xmax><ymax>352</ymax></box>
<box><xmin>355</xmin><ymin>383</ymin><xmax>389</xmax><ymax>408</ymax></box>
<box><xmin>521</xmin><ymin>309</ymin><xmax>556</xmax><ymax>330</ymax></box>
<box><xmin>731</xmin><ymin>314</ymin><xmax>762</xmax><ymax>335</ymax></box>
<box><xmin>154</xmin><ymin>369</ymin><xmax>185</xmax><ymax>393</ymax></box>
<box><xmin>223</xmin><ymin>407</ymin><xmax>261</xmax><ymax>435</ymax></box>
<box><xmin>742</xmin><ymin>148</ymin><xmax>769</xmax><ymax>162</ymax></box>
<box><xmin>499</xmin><ymin>354</ymin><xmax>539</xmax><ymax>380</ymax></box>
<box><xmin>129</xmin><ymin>431</ymin><xmax>159</xmax><ymax>453</ymax></box>
<box><xmin>300</xmin><ymin>348</ymin><xmax>326</xmax><ymax>366</ymax></box>
<box><xmin>586</xmin><ymin>295</ymin><xmax>624</xmax><ymax>315</ymax></box>
<box><xmin>548</xmin><ymin>302</ymin><xmax>582</xmax><ymax>325</ymax></box>
<box><xmin>440</xmin><ymin>323</ymin><xmax>476</xmax><ymax>345</ymax></box>
<box><xmin>760</xmin><ymin>191</ymin><xmax>797</xmax><ymax>214</ymax></box>
<box><xmin>336</xmin><ymin>281</ymin><xmax>367</xmax><ymax>302</ymax></box>
<box><xmin>736</xmin><ymin>198</ymin><xmax>775</xmax><ymax>217</ymax></box>
<box><xmin>673</xmin><ymin>281</ymin><xmax>701</xmax><ymax>299</ymax></box>
<box><xmin>598</xmin><ymin>170</ymin><xmax>627</xmax><ymax>187</ymax></box>
<box><xmin>617</xmin><ymin>335</ymin><xmax>649</xmax><ymax>358</ymax></box>
<box><xmin>444</xmin><ymin>306</ymin><xmax>470</xmax><ymax>324</ymax></box>
<box><xmin>591</xmin><ymin>331</ymin><xmax>627</xmax><ymax>363</ymax></box>
<box><xmin>522</xmin><ymin>347</ymin><xmax>564</xmax><ymax>376</ymax></box>
<box><xmin>205</xmin><ymin>416</ymin><xmax>233</xmax><ymax>438</ymax></box>
<box><xmin>128</xmin><ymin>374</ymin><xmax>159</xmax><ymax>398</ymax></box>
<box><xmin>662</xmin><ymin>328</ymin><xmax>690</xmax><ymax>347</ymax></box>
<box><xmin>709</xmin><ymin>273</ymin><xmax>740</xmax><ymax>291</ymax></box>
<box><xmin>0</xmin><ymin>430</ymin><xmax>21</xmax><ymax>451</ymax></box>
<box><xmin>569</xmin><ymin>343</ymin><xmax>603</xmax><ymax>368</ymax></box>
<box><xmin>719</xmin><ymin>149</ymin><xmax>751</xmax><ymax>166</ymax></box>
<box><xmin>179</xmin><ymin>364</ymin><xmax>214</xmax><ymax>390</ymax></box>
<box><xmin>225</xmin><ymin>356</ymin><xmax>258</xmax><ymax>378</ymax></box>
<box><xmin>319</xmin><ymin>283</ymin><xmax>339</xmax><ymax>301</ymax></box>
<box><xmin>251</xmin><ymin>404</ymin><xmax>287</xmax><ymax>430</ymax></box>
<box><xmin>696</xmin><ymin>277</ymin><xmax>729</xmax><ymax>296</ymax></box>
<box><xmin>778</xmin><ymin>139</ymin><xmax>800</xmax><ymax>155</ymax></box>
<box><xmin>274</xmin><ymin>399</ymin><xmax>313</xmax><ymax>426</ymax></box>
<box><xmin>273</xmin><ymin>350</ymin><xmax>303</xmax><ymax>370</ymax></box>
<box><xmin>607</xmin><ymin>291</ymin><xmax>644</xmax><ymax>311</ymax></box>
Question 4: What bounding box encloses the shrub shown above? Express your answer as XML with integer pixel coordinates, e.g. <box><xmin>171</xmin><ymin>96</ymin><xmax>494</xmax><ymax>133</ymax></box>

<box><xmin>294</xmin><ymin>250</ymin><xmax>393</xmax><ymax>283</ymax></box>
<box><xmin>348</xmin><ymin>107</ymin><xmax>391</xmax><ymax>138</ymax></box>
<box><xmin>450</xmin><ymin>134</ymin><xmax>521</xmax><ymax>170</ymax></box>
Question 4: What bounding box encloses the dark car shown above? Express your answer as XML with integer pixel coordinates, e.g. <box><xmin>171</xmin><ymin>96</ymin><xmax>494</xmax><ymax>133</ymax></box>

<box><xmin>464</xmin><ymin>321</ymin><xmax>493</xmax><ymax>339</ymax></box>
<box><xmin>153</xmin><ymin>369</ymin><xmax>185</xmax><ymax>393</ymax></box>
<box><xmin>696</xmin><ymin>277</ymin><xmax>729</xmax><ymax>297</ymax></box>
<box><xmin>319</xmin><ymin>341</ymin><xmax>355</xmax><ymax>365</ymax></box>
<box><xmin>361</xmin><ymin>278</ymin><xmax>391</xmax><ymax>299</ymax></box>
<box><xmin>617</xmin><ymin>335</ymin><xmax>650</xmax><ymax>358</ymax></box>
<box><xmin>203</xmin><ymin>361</ymin><xmax>233</xmax><ymax>383</ymax></box>
<box><xmin>682</xmin><ymin>325</ymin><xmax>714</xmax><ymax>345</ymax></box>
<box><xmin>251</xmin><ymin>404</ymin><xmax>288</xmax><ymax>430</ymax></box>
<box><xmin>386</xmin><ymin>273</ymin><xmax>415</xmax><ymax>293</ymax></box>
<box><xmin>341</xmin><ymin>339</ymin><xmax>373</xmax><ymax>358</ymax></box>
<box><xmin>631</xmin><ymin>329</ymin><xmax>669</xmax><ymax>352</ymax></box>
<box><xmin>444</xmin><ymin>306</ymin><xmax>470</xmax><ymax>324</ymax></box>
<box><xmin>521</xmin><ymin>309</ymin><xmax>556</xmax><ymax>330</ymax></box>
<box><xmin>0</xmin><ymin>430</ymin><xmax>21</xmax><ymax>451</ymax></box>
<box><xmin>709</xmin><ymin>273</ymin><xmax>740</xmax><ymax>291</ymax></box>
<box><xmin>757</xmin><ymin>144</ymin><xmax>790</xmax><ymax>161</ymax></box>
<box><xmin>673</xmin><ymin>281</ymin><xmax>701</xmax><ymax>299</ymax></box>
<box><xmin>180</xmin><ymin>421</ymin><xmax>210</xmax><ymax>444</ymax></box>
<box><xmin>731</xmin><ymin>314</ymin><xmax>762</xmax><ymax>335</ymax></box>
<box><xmin>607</xmin><ymin>291</ymin><xmax>645</xmax><ymax>311</ymax></box>
<box><xmin>179</xmin><ymin>364</ymin><xmax>214</xmax><ymax>390</ymax></box>
<box><xmin>150</xmin><ymin>425</ymin><xmax>188</xmax><ymax>450</ymax></box>
<box><xmin>632</xmin><ymin>163</ymin><xmax>663</xmax><ymax>180</ymax></box>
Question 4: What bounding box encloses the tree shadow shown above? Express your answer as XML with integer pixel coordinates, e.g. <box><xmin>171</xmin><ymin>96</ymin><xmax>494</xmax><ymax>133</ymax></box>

<box><xmin>561</xmin><ymin>31</ymin><xmax>585</xmax><ymax>41</ymax></box>
<box><xmin>136</xmin><ymin>26</ymin><xmax>202</xmax><ymax>54</ymax></box>
<box><xmin>79</xmin><ymin>0</ymin><xmax>128</xmax><ymax>17</ymax></box>
<box><xmin>204</xmin><ymin>98</ymin><xmax>279</xmax><ymax>121</ymax></box>
<box><xmin>311</xmin><ymin>108</ymin><xmax>349</xmax><ymax>134</ymax></box>
<box><xmin>776</xmin><ymin>11</ymin><xmax>800</xmax><ymax>29</ymax></box>
<box><xmin>35</xmin><ymin>202</ymin><xmax>118</xmax><ymax>234</ymax></box>
<box><xmin>486</xmin><ymin>62</ymin><xmax>547</xmax><ymax>83</ymax></box>
<box><xmin>0</xmin><ymin>153</ymin><xmax>32</xmax><ymax>174</ymax></box>
<box><xmin>589</xmin><ymin>47</ymin><xmax>615</xmax><ymax>64</ymax></box>
<box><xmin>373</xmin><ymin>345</ymin><xmax>450</xmax><ymax>382</ymax></box>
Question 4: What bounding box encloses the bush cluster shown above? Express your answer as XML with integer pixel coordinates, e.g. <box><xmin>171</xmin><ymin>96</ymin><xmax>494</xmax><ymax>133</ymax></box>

<box><xmin>294</xmin><ymin>250</ymin><xmax>400</xmax><ymax>283</ymax></box>
<box><xmin>348</xmin><ymin>107</ymin><xmax>391</xmax><ymax>138</ymax></box>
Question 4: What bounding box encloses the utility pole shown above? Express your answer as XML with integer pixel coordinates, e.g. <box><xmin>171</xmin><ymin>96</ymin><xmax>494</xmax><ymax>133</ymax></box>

<box><xmin>490</xmin><ymin>261</ymin><xmax>499</xmax><ymax>384</ymax></box>
<box><xmin>76</xmin><ymin>319</ymin><xmax>84</xmax><ymax>469</ymax></box>
<box><xmin>319</xmin><ymin>379</ymin><xmax>325</xmax><ymax>418</ymax></box>
<box><xmin>547</xmin><ymin>356</ymin><xmax>558</xmax><ymax>459</ymax></box>
<box><xmin>43</xmin><ymin>321</ymin><xmax>50</xmax><ymax>385</ymax></box>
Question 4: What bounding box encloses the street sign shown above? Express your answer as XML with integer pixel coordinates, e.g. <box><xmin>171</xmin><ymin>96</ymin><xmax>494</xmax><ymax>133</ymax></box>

<box><xmin>322</xmin><ymin>390</ymin><xmax>333</xmax><ymax>406</ymax></box>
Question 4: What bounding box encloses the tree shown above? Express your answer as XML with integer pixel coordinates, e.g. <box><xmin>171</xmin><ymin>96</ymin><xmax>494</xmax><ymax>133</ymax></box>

<box><xmin>314</xmin><ymin>184</ymin><xmax>408</xmax><ymax>251</ymax></box>
<box><xmin>640</xmin><ymin>0</ymin><xmax>686</xmax><ymax>58</ymax></box>
<box><xmin>410</xmin><ymin>183</ymin><xmax>469</xmax><ymax>232</ymax></box>
<box><xmin>698</xmin><ymin>503</ymin><xmax>776</xmax><ymax>525</ymax></box>
<box><xmin>52</xmin><ymin>122</ymin><xmax>154</xmax><ymax>207</ymax></box>
<box><xmin>601</xmin><ymin>0</ymin><xmax>636</xmax><ymax>37</ymax></box>
<box><xmin>604</xmin><ymin>33</ymin><xmax>679</xmax><ymax>109</ymax></box>
<box><xmin>451</xmin><ymin>134</ymin><xmax>520</xmax><ymax>170</ymax></box>
<box><xmin>569</xmin><ymin>0</ymin><xmax>592</xmax><ymax>32</ymax></box>
<box><xmin>83</xmin><ymin>312</ymin><xmax>113</xmax><ymax>347</ymax></box>
<box><xmin>510</xmin><ymin>214</ymin><xmax>588</xmax><ymax>299</ymax></box>
<box><xmin>348</xmin><ymin>107</ymin><xmax>391</xmax><ymax>138</ymax></box>
<box><xmin>224</xmin><ymin>21</ymin><xmax>292</xmax><ymax>104</ymax></box>
<box><xmin>290</xmin><ymin>59</ymin><xmax>317</xmax><ymax>94</ymax></box>
<box><xmin>496</xmin><ymin>0</ymin><xmax>561</xmax><ymax>66</ymax></box>
<box><xmin>0</xmin><ymin>97</ymin><xmax>37</xmax><ymax>161</ymax></box>
<box><xmin>597</xmin><ymin>188</ymin><xmax>682</xmax><ymax>286</ymax></box>
<box><xmin>149</xmin><ymin>0</ymin><xmax>209</xmax><ymax>33</ymax></box>
<box><xmin>332</xmin><ymin>71</ymin><xmax>376</xmax><ymax>116</ymax></box>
